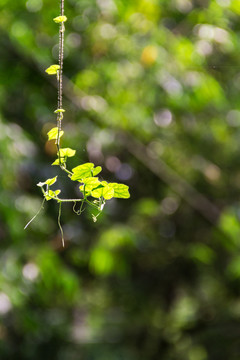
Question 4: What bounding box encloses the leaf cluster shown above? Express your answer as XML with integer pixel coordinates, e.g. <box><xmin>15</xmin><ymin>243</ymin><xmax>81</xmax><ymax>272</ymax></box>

<box><xmin>25</xmin><ymin>10</ymin><xmax>130</xmax><ymax>245</ymax></box>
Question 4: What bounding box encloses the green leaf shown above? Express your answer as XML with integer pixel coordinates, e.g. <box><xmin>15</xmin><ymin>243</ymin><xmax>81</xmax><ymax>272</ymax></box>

<box><xmin>45</xmin><ymin>64</ymin><xmax>60</xmax><ymax>75</ymax></box>
<box><xmin>71</xmin><ymin>163</ymin><xmax>95</xmax><ymax>181</ymax></box>
<box><xmin>82</xmin><ymin>177</ymin><xmax>100</xmax><ymax>186</ymax></box>
<box><xmin>54</xmin><ymin>108</ymin><xmax>65</xmax><ymax>113</ymax></box>
<box><xmin>90</xmin><ymin>187</ymin><xmax>103</xmax><ymax>199</ymax></box>
<box><xmin>53</xmin><ymin>16</ymin><xmax>67</xmax><ymax>23</ymax></box>
<box><xmin>102</xmin><ymin>185</ymin><xmax>115</xmax><ymax>200</ymax></box>
<box><xmin>93</xmin><ymin>166</ymin><xmax>102</xmax><ymax>176</ymax></box>
<box><xmin>108</xmin><ymin>183</ymin><xmax>130</xmax><ymax>198</ymax></box>
<box><xmin>58</xmin><ymin>148</ymin><xmax>76</xmax><ymax>158</ymax></box>
<box><xmin>79</xmin><ymin>185</ymin><xmax>91</xmax><ymax>196</ymax></box>
<box><xmin>52</xmin><ymin>159</ymin><xmax>60</xmax><ymax>166</ymax></box>
<box><xmin>71</xmin><ymin>163</ymin><xmax>102</xmax><ymax>180</ymax></box>
<box><xmin>47</xmin><ymin>127</ymin><xmax>64</xmax><ymax>140</ymax></box>
<box><xmin>91</xmin><ymin>183</ymin><xmax>114</xmax><ymax>200</ymax></box>
<box><xmin>81</xmin><ymin>177</ymin><xmax>101</xmax><ymax>192</ymax></box>
<box><xmin>37</xmin><ymin>176</ymin><xmax>58</xmax><ymax>187</ymax></box>
<box><xmin>45</xmin><ymin>189</ymin><xmax>61</xmax><ymax>201</ymax></box>
<box><xmin>45</xmin><ymin>176</ymin><xmax>58</xmax><ymax>186</ymax></box>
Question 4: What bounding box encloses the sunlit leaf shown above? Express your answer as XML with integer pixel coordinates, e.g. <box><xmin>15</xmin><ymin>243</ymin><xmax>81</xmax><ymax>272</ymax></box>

<box><xmin>53</xmin><ymin>16</ymin><xmax>67</xmax><ymax>23</ymax></box>
<box><xmin>93</xmin><ymin>166</ymin><xmax>102</xmax><ymax>176</ymax></box>
<box><xmin>45</xmin><ymin>189</ymin><xmax>61</xmax><ymax>201</ymax></box>
<box><xmin>91</xmin><ymin>183</ymin><xmax>114</xmax><ymax>200</ymax></box>
<box><xmin>82</xmin><ymin>177</ymin><xmax>100</xmax><ymax>185</ymax></box>
<box><xmin>108</xmin><ymin>183</ymin><xmax>130</xmax><ymax>198</ymax></box>
<box><xmin>45</xmin><ymin>176</ymin><xmax>58</xmax><ymax>186</ymax></box>
<box><xmin>79</xmin><ymin>185</ymin><xmax>91</xmax><ymax>196</ymax></box>
<box><xmin>45</xmin><ymin>64</ymin><xmax>60</xmax><ymax>75</ymax></box>
<box><xmin>102</xmin><ymin>185</ymin><xmax>115</xmax><ymax>200</ymax></box>
<box><xmin>52</xmin><ymin>159</ymin><xmax>60</xmax><ymax>166</ymax></box>
<box><xmin>58</xmin><ymin>148</ymin><xmax>76</xmax><ymax>158</ymax></box>
<box><xmin>37</xmin><ymin>176</ymin><xmax>58</xmax><ymax>187</ymax></box>
<box><xmin>47</xmin><ymin>127</ymin><xmax>64</xmax><ymax>140</ymax></box>
<box><xmin>83</xmin><ymin>177</ymin><xmax>100</xmax><ymax>187</ymax></box>
<box><xmin>54</xmin><ymin>108</ymin><xmax>65</xmax><ymax>113</ymax></box>
<box><xmin>71</xmin><ymin>163</ymin><xmax>95</xmax><ymax>181</ymax></box>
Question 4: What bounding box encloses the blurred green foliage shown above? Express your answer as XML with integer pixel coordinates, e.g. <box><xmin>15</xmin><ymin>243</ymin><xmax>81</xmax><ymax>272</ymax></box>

<box><xmin>1</xmin><ymin>0</ymin><xmax>240</xmax><ymax>359</ymax></box>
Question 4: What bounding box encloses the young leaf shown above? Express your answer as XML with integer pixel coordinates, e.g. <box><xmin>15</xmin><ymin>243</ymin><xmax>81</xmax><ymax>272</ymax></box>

<box><xmin>45</xmin><ymin>189</ymin><xmax>61</xmax><ymax>201</ymax></box>
<box><xmin>47</xmin><ymin>127</ymin><xmax>64</xmax><ymax>140</ymax></box>
<box><xmin>45</xmin><ymin>176</ymin><xmax>58</xmax><ymax>186</ymax></box>
<box><xmin>71</xmin><ymin>163</ymin><xmax>95</xmax><ymax>181</ymax></box>
<box><xmin>82</xmin><ymin>177</ymin><xmax>100</xmax><ymax>186</ymax></box>
<box><xmin>53</xmin><ymin>16</ymin><xmax>67</xmax><ymax>23</ymax></box>
<box><xmin>79</xmin><ymin>185</ymin><xmax>91</xmax><ymax>196</ymax></box>
<box><xmin>108</xmin><ymin>183</ymin><xmax>130</xmax><ymax>198</ymax></box>
<box><xmin>45</xmin><ymin>64</ymin><xmax>60</xmax><ymax>75</ymax></box>
<box><xmin>81</xmin><ymin>177</ymin><xmax>101</xmax><ymax>192</ymax></box>
<box><xmin>92</xmin><ymin>166</ymin><xmax>102</xmax><ymax>176</ymax></box>
<box><xmin>52</xmin><ymin>159</ymin><xmax>60</xmax><ymax>166</ymax></box>
<box><xmin>91</xmin><ymin>183</ymin><xmax>114</xmax><ymax>200</ymax></box>
<box><xmin>58</xmin><ymin>148</ymin><xmax>76</xmax><ymax>158</ymax></box>
<box><xmin>54</xmin><ymin>108</ymin><xmax>65</xmax><ymax>113</ymax></box>
<box><xmin>37</xmin><ymin>176</ymin><xmax>58</xmax><ymax>187</ymax></box>
<box><xmin>102</xmin><ymin>185</ymin><xmax>115</xmax><ymax>200</ymax></box>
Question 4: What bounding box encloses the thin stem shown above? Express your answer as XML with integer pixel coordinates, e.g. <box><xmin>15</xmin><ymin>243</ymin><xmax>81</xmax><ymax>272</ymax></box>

<box><xmin>73</xmin><ymin>200</ymin><xmax>85</xmax><ymax>215</ymax></box>
<box><xmin>56</xmin><ymin>0</ymin><xmax>65</xmax><ymax>153</ymax></box>
<box><xmin>79</xmin><ymin>198</ymin><xmax>85</xmax><ymax>213</ymax></box>
<box><xmin>40</xmin><ymin>186</ymin><xmax>83</xmax><ymax>203</ymax></box>
<box><xmin>58</xmin><ymin>201</ymin><xmax>65</xmax><ymax>247</ymax></box>
<box><xmin>58</xmin><ymin>198</ymin><xmax>84</xmax><ymax>202</ymax></box>
<box><xmin>60</xmin><ymin>165</ymin><xmax>73</xmax><ymax>177</ymax></box>
<box><xmin>24</xmin><ymin>199</ymin><xmax>46</xmax><ymax>229</ymax></box>
<box><xmin>86</xmin><ymin>199</ymin><xmax>99</xmax><ymax>209</ymax></box>
<box><xmin>48</xmin><ymin>196</ymin><xmax>84</xmax><ymax>202</ymax></box>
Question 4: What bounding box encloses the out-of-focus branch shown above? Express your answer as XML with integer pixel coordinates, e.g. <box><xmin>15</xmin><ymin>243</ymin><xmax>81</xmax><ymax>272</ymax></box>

<box><xmin>120</xmin><ymin>134</ymin><xmax>220</xmax><ymax>224</ymax></box>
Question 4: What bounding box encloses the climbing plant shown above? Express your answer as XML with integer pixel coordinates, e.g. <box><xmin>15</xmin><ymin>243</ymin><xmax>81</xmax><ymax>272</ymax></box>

<box><xmin>25</xmin><ymin>0</ymin><xmax>130</xmax><ymax>245</ymax></box>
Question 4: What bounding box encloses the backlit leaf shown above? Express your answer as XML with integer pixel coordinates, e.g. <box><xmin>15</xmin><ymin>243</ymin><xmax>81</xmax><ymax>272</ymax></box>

<box><xmin>91</xmin><ymin>183</ymin><xmax>114</xmax><ymax>200</ymax></box>
<box><xmin>102</xmin><ymin>185</ymin><xmax>115</xmax><ymax>200</ymax></box>
<box><xmin>47</xmin><ymin>127</ymin><xmax>64</xmax><ymax>140</ymax></box>
<box><xmin>93</xmin><ymin>166</ymin><xmax>102</xmax><ymax>176</ymax></box>
<box><xmin>54</xmin><ymin>108</ymin><xmax>65</xmax><ymax>113</ymax></box>
<box><xmin>58</xmin><ymin>148</ymin><xmax>76</xmax><ymax>158</ymax></box>
<box><xmin>71</xmin><ymin>163</ymin><xmax>95</xmax><ymax>181</ymax></box>
<box><xmin>37</xmin><ymin>176</ymin><xmax>58</xmax><ymax>187</ymax></box>
<box><xmin>79</xmin><ymin>185</ymin><xmax>91</xmax><ymax>196</ymax></box>
<box><xmin>81</xmin><ymin>177</ymin><xmax>101</xmax><ymax>192</ymax></box>
<box><xmin>53</xmin><ymin>16</ymin><xmax>67</xmax><ymax>23</ymax></box>
<box><xmin>109</xmin><ymin>183</ymin><xmax>130</xmax><ymax>198</ymax></box>
<box><xmin>45</xmin><ymin>64</ymin><xmax>60</xmax><ymax>75</ymax></box>
<box><xmin>45</xmin><ymin>189</ymin><xmax>61</xmax><ymax>201</ymax></box>
<box><xmin>45</xmin><ymin>176</ymin><xmax>58</xmax><ymax>186</ymax></box>
<box><xmin>52</xmin><ymin>159</ymin><xmax>60</xmax><ymax>166</ymax></box>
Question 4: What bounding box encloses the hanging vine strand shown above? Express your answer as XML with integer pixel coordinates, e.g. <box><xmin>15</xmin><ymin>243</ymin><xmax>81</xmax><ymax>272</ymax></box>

<box><xmin>25</xmin><ymin>0</ymin><xmax>130</xmax><ymax>246</ymax></box>
<box><xmin>56</xmin><ymin>0</ymin><xmax>65</xmax><ymax>155</ymax></box>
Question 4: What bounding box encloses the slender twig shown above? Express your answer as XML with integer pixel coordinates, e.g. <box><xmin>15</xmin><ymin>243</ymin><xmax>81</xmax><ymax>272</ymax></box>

<box><xmin>61</xmin><ymin>166</ymin><xmax>73</xmax><ymax>176</ymax></box>
<box><xmin>86</xmin><ymin>199</ymin><xmax>99</xmax><ymax>209</ymax></box>
<box><xmin>58</xmin><ymin>201</ymin><xmax>65</xmax><ymax>247</ymax></box>
<box><xmin>24</xmin><ymin>199</ymin><xmax>46</xmax><ymax>229</ymax></box>
<box><xmin>43</xmin><ymin>194</ymin><xmax>84</xmax><ymax>203</ymax></box>
<box><xmin>56</xmin><ymin>0</ymin><xmax>65</xmax><ymax>154</ymax></box>
<box><xmin>57</xmin><ymin>198</ymin><xmax>83</xmax><ymax>202</ymax></box>
<box><xmin>73</xmin><ymin>200</ymin><xmax>85</xmax><ymax>215</ymax></box>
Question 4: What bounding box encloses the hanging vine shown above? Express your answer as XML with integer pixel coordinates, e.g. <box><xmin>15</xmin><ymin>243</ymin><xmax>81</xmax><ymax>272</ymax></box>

<box><xmin>25</xmin><ymin>0</ymin><xmax>130</xmax><ymax>246</ymax></box>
